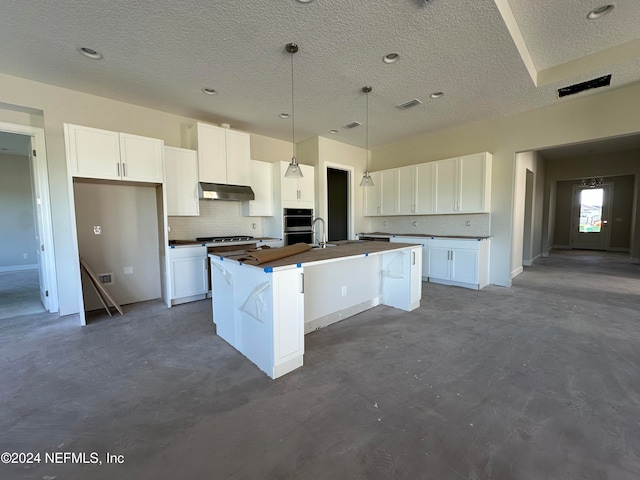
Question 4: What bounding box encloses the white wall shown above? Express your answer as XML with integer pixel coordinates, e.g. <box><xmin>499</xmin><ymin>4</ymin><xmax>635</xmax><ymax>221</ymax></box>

<box><xmin>74</xmin><ymin>182</ymin><xmax>161</xmax><ymax>311</ymax></box>
<box><xmin>373</xmin><ymin>82</ymin><xmax>640</xmax><ymax>286</ymax></box>
<box><xmin>513</xmin><ymin>150</ymin><xmax>545</xmax><ymax>275</ymax></box>
<box><xmin>0</xmin><ymin>153</ymin><xmax>38</xmax><ymax>270</ymax></box>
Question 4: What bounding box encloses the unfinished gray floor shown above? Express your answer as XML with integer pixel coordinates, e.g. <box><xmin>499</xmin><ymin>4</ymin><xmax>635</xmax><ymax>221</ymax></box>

<box><xmin>0</xmin><ymin>270</ymin><xmax>45</xmax><ymax>321</ymax></box>
<box><xmin>1</xmin><ymin>250</ymin><xmax>639</xmax><ymax>479</ymax></box>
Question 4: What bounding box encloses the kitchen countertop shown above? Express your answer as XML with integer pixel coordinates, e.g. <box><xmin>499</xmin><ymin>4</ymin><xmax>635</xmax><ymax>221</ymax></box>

<box><xmin>212</xmin><ymin>240</ymin><xmax>421</xmax><ymax>271</ymax></box>
<box><xmin>359</xmin><ymin>232</ymin><xmax>491</xmax><ymax>240</ymax></box>
<box><xmin>168</xmin><ymin>237</ymin><xmax>281</xmax><ymax>248</ymax></box>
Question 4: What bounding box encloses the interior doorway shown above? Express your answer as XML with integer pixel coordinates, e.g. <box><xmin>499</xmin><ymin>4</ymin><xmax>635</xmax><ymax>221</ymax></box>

<box><xmin>327</xmin><ymin>167</ymin><xmax>349</xmax><ymax>241</ymax></box>
<box><xmin>570</xmin><ymin>183</ymin><xmax>611</xmax><ymax>250</ymax></box>
<box><xmin>0</xmin><ymin>123</ymin><xmax>57</xmax><ymax>316</ymax></box>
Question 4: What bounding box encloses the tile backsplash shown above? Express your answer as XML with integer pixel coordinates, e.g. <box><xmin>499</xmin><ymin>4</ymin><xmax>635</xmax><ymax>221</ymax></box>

<box><xmin>168</xmin><ymin>200</ymin><xmax>263</xmax><ymax>240</ymax></box>
<box><xmin>368</xmin><ymin>213</ymin><xmax>491</xmax><ymax>237</ymax></box>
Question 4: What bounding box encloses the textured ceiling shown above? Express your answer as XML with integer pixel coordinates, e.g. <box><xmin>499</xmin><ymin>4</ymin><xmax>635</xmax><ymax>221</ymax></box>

<box><xmin>0</xmin><ymin>0</ymin><xmax>639</xmax><ymax>151</ymax></box>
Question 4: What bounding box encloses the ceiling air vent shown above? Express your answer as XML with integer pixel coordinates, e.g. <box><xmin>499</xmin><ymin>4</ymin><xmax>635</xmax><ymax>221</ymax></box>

<box><xmin>397</xmin><ymin>98</ymin><xmax>423</xmax><ymax>109</ymax></box>
<box><xmin>343</xmin><ymin>121</ymin><xmax>362</xmax><ymax>129</ymax></box>
<box><xmin>557</xmin><ymin>74</ymin><xmax>611</xmax><ymax>98</ymax></box>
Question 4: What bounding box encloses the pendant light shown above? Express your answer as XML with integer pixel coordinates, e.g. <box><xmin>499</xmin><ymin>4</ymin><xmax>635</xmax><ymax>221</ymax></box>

<box><xmin>360</xmin><ymin>86</ymin><xmax>374</xmax><ymax>187</ymax></box>
<box><xmin>284</xmin><ymin>42</ymin><xmax>303</xmax><ymax>178</ymax></box>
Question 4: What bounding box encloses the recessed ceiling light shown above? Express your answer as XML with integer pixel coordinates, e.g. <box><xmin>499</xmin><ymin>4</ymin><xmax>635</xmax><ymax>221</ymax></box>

<box><xmin>279</xmin><ymin>113</ymin><xmax>290</xmax><ymax>119</ymax></box>
<box><xmin>383</xmin><ymin>53</ymin><xmax>400</xmax><ymax>64</ymax></box>
<box><xmin>329</xmin><ymin>129</ymin><xmax>338</xmax><ymax>134</ymax></box>
<box><xmin>430</xmin><ymin>91</ymin><xmax>444</xmax><ymax>99</ymax></box>
<box><xmin>296</xmin><ymin>0</ymin><xmax>314</xmax><ymax>3</ymax></box>
<box><xmin>202</xmin><ymin>88</ymin><xmax>218</xmax><ymax>95</ymax></box>
<box><xmin>78</xmin><ymin>47</ymin><xmax>103</xmax><ymax>59</ymax></box>
<box><xmin>587</xmin><ymin>4</ymin><xmax>614</xmax><ymax>19</ymax></box>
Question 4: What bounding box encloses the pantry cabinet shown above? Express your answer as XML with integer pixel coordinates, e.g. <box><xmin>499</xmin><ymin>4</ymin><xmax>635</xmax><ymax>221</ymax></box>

<box><xmin>64</xmin><ymin>124</ymin><xmax>164</xmax><ymax>183</ymax></box>
<box><xmin>165</xmin><ymin>146</ymin><xmax>199</xmax><ymax>216</ymax></box>
<box><xmin>243</xmin><ymin>160</ymin><xmax>274</xmax><ymax>216</ymax></box>
<box><xmin>190</xmin><ymin>122</ymin><xmax>251</xmax><ymax>186</ymax></box>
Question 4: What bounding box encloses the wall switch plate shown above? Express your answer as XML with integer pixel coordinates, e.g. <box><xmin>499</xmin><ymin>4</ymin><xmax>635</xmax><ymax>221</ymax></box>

<box><xmin>123</xmin><ymin>266</ymin><xmax>134</xmax><ymax>275</ymax></box>
<box><xmin>341</xmin><ymin>286</ymin><xmax>347</xmax><ymax>296</ymax></box>
<box><xmin>97</xmin><ymin>273</ymin><xmax>114</xmax><ymax>285</ymax></box>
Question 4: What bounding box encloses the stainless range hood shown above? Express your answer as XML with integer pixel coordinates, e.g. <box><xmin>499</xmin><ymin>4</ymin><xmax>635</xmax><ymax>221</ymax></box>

<box><xmin>198</xmin><ymin>182</ymin><xmax>255</xmax><ymax>201</ymax></box>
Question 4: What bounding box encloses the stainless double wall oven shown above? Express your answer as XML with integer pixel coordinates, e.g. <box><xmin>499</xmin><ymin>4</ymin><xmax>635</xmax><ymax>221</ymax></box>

<box><xmin>283</xmin><ymin>208</ymin><xmax>313</xmax><ymax>245</ymax></box>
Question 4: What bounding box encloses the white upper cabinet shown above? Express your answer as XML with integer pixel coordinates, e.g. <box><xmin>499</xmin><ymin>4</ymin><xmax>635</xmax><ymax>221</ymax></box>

<box><xmin>397</xmin><ymin>166</ymin><xmax>415</xmax><ymax>215</ymax></box>
<box><xmin>165</xmin><ymin>146</ymin><xmax>199</xmax><ymax>216</ymax></box>
<box><xmin>381</xmin><ymin>169</ymin><xmax>398</xmax><ymax>215</ymax></box>
<box><xmin>279</xmin><ymin>162</ymin><xmax>315</xmax><ymax>207</ymax></box>
<box><xmin>415</xmin><ymin>162</ymin><xmax>434</xmax><ymax>214</ymax></box>
<box><xmin>458</xmin><ymin>153</ymin><xmax>491</xmax><ymax>213</ymax></box>
<box><xmin>364</xmin><ymin>171</ymin><xmax>381</xmax><ymax>216</ymax></box>
<box><xmin>190</xmin><ymin>122</ymin><xmax>251</xmax><ymax>186</ymax></box>
<box><xmin>119</xmin><ymin>133</ymin><xmax>164</xmax><ymax>183</ymax></box>
<box><xmin>64</xmin><ymin>124</ymin><xmax>164</xmax><ymax>183</ymax></box>
<box><xmin>434</xmin><ymin>153</ymin><xmax>492</xmax><ymax>214</ymax></box>
<box><xmin>243</xmin><ymin>160</ymin><xmax>274</xmax><ymax>217</ymax></box>
<box><xmin>434</xmin><ymin>157</ymin><xmax>459</xmax><ymax>214</ymax></box>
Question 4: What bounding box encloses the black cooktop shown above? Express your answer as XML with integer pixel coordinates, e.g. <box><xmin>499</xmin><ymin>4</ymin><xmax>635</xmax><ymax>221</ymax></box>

<box><xmin>196</xmin><ymin>235</ymin><xmax>254</xmax><ymax>243</ymax></box>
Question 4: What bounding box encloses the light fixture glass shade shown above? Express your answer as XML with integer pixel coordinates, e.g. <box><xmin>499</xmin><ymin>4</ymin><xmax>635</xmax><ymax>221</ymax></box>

<box><xmin>285</xmin><ymin>157</ymin><xmax>303</xmax><ymax>178</ymax></box>
<box><xmin>360</xmin><ymin>171</ymin><xmax>374</xmax><ymax>187</ymax></box>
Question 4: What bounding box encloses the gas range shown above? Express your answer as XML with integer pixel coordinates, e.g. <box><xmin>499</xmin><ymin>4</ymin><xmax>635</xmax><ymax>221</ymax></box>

<box><xmin>196</xmin><ymin>235</ymin><xmax>254</xmax><ymax>243</ymax></box>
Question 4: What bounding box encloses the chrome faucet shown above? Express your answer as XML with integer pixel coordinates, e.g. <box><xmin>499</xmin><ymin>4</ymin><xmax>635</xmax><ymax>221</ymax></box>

<box><xmin>312</xmin><ymin>217</ymin><xmax>327</xmax><ymax>248</ymax></box>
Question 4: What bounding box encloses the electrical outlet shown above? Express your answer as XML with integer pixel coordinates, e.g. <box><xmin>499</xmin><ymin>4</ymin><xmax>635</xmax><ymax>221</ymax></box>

<box><xmin>413</xmin><ymin>221</ymin><xmax>418</xmax><ymax>227</ymax></box>
<box><xmin>23</xmin><ymin>253</ymin><xmax>28</xmax><ymax>259</ymax></box>
<box><xmin>123</xmin><ymin>266</ymin><xmax>134</xmax><ymax>275</ymax></box>
<box><xmin>383</xmin><ymin>221</ymin><xmax>387</xmax><ymax>227</ymax></box>
<box><xmin>466</xmin><ymin>221</ymin><xmax>471</xmax><ymax>227</ymax></box>
<box><xmin>341</xmin><ymin>286</ymin><xmax>347</xmax><ymax>296</ymax></box>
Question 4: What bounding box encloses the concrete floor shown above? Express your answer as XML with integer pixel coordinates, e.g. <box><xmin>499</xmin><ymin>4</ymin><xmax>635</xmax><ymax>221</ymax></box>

<box><xmin>0</xmin><ymin>270</ymin><xmax>45</xmax><ymax>321</ymax></box>
<box><xmin>1</xmin><ymin>250</ymin><xmax>639</xmax><ymax>479</ymax></box>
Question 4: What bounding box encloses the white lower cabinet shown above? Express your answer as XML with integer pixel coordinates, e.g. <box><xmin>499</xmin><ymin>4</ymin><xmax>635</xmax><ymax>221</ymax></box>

<box><xmin>169</xmin><ymin>246</ymin><xmax>208</xmax><ymax>304</ymax></box>
<box><xmin>390</xmin><ymin>236</ymin><xmax>429</xmax><ymax>281</ymax></box>
<box><xmin>426</xmin><ymin>238</ymin><xmax>490</xmax><ymax>290</ymax></box>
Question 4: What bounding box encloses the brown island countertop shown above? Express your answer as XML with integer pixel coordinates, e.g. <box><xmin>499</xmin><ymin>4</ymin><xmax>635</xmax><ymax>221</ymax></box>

<box><xmin>214</xmin><ymin>240</ymin><xmax>421</xmax><ymax>271</ymax></box>
<box><xmin>360</xmin><ymin>232</ymin><xmax>491</xmax><ymax>240</ymax></box>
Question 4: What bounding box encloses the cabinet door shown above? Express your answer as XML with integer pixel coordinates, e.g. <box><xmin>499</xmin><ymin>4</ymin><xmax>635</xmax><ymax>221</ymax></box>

<box><xmin>280</xmin><ymin>162</ymin><xmax>300</xmax><ymax>202</ymax></box>
<box><xmin>170</xmin><ymin>252</ymin><xmax>208</xmax><ymax>299</ymax></box>
<box><xmin>119</xmin><ymin>133</ymin><xmax>164</xmax><ymax>183</ymax></box>
<box><xmin>397</xmin><ymin>166</ymin><xmax>416</xmax><ymax>214</ymax></box>
<box><xmin>196</xmin><ymin>123</ymin><xmax>226</xmax><ymax>184</ymax></box>
<box><xmin>243</xmin><ymin>160</ymin><xmax>273</xmax><ymax>216</ymax></box>
<box><xmin>427</xmin><ymin>246</ymin><xmax>451</xmax><ymax>280</ymax></box>
<box><xmin>410</xmin><ymin>246</ymin><xmax>422</xmax><ymax>306</ymax></box>
<box><xmin>225</xmin><ymin>129</ymin><xmax>251</xmax><ymax>186</ymax></box>
<box><xmin>415</xmin><ymin>162</ymin><xmax>434</xmax><ymax>214</ymax></box>
<box><xmin>165</xmin><ymin>146</ymin><xmax>199</xmax><ymax>216</ymax></box>
<box><xmin>434</xmin><ymin>157</ymin><xmax>458</xmax><ymax>214</ymax></box>
<box><xmin>65</xmin><ymin>124</ymin><xmax>121</xmax><ymax>180</ymax></box>
<box><xmin>459</xmin><ymin>153</ymin><xmax>489</xmax><ymax>213</ymax></box>
<box><xmin>381</xmin><ymin>169</ymin><xmax>398</xmax><ymax>215</ymax></box>
<box><xmin>364</xmin><ymin>171</ymin><xmax>381</xmax><ymax>216</ymax></box>
<box><xmin>298</xmin><ymin>164</ymin><xmax>315</xmax><ymax>204</ymax></box>
<box><xmin>450</xmin><ymin>248</ymin><xmax>478</xmax><ymax>285</ymax></box>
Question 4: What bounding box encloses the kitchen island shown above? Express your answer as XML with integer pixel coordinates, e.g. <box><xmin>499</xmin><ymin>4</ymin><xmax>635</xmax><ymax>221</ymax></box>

<box><xmin>209</xmin><ymin>241</ymin><xmax>422</xmax><ymax>378</ymax></box>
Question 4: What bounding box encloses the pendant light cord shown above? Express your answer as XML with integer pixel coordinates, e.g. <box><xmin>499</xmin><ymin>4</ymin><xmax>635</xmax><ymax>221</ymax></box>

<box><xmin>291</xmin><ymin>48</ymin><xmax>295</xmax><ymax>158</ymax></box>
<box><xmin>365</xmin><ymin>89</ymin><xmax>369</xmax><ymax>172</ymax></box>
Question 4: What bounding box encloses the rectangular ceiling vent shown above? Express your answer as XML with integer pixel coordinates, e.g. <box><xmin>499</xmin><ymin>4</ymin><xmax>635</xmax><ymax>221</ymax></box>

<box><xmin>397</xmin><ymin>98</ymin><xmax>423</xmax><ymax>109</ymax></box>
<box><xmin>557</xmin><ymin>74</ymin><xmax>611</xmax><ymax>98</ymax></box>
<box><xmin>343</xmin><ymin>121</ymin><xmax>362</xmax><ymax>129</ymax></box>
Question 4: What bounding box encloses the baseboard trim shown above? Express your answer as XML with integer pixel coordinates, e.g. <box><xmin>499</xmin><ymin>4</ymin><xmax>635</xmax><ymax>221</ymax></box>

<box><xmin>608</xmin><ymin>247</ymin><xmax>630</xmax><ymax>253</ymax></box>
<box><xmin>552</xmin><ymin>245</ymin><xmax>571</xmax><ymax>250</ymax></box>
<box><xmin>522</xmin><ymin>254</ymin><xmax>542</xmax><ymax>267</ymax></box>
<box><xmin>0</xmin><ymin>264</ymin><xmax>38</xmax><ymax>273</ymax></box>
<box><xmin>510</xmin><ymin>266</ymin><xmax>524</xmax><ymax>279</ymax></box>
